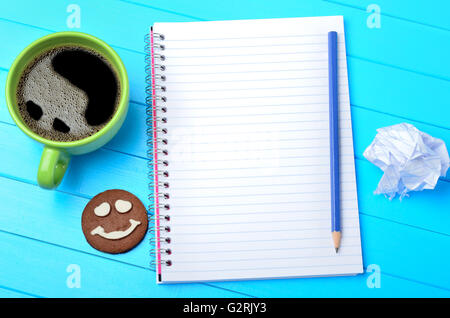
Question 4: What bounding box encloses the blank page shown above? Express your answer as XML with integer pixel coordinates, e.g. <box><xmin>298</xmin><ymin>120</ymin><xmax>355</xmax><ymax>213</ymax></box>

<box><xmin>151</xmin><ymin>16</ymin><xmax>363</xmax><ymax>283</ymax></box>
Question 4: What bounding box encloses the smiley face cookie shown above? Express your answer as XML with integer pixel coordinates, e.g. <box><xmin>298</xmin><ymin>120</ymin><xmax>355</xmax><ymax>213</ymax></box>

<box><xmin>82</xmin><ymin>189</ymin><xmax>148</xmax><ymax>254</ymax></box>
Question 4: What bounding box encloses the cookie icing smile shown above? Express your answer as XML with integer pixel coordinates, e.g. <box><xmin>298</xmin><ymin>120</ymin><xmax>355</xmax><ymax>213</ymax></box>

<box><xmin>82</xmin><ymin>189</ymin><xmax>148</xmax><ymax>254</ymax></box>
<box><xmin>90</xmin><ymin>219</ymin><xmax>141</xmax><ymax>240</ymax></box>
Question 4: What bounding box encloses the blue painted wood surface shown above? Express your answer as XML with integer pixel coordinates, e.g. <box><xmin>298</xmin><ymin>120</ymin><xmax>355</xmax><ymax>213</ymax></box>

<box><xmin>0</xmin><ymin>0</ymin><xmax>449</xmax><ymax>297</ymax></box>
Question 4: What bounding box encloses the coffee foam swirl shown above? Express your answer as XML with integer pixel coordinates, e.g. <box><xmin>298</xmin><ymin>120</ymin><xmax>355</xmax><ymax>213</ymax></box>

<box><xmin>16</xmin><ymin>46</ymin><xmax>119</xmax><ymax>142</ymax></box>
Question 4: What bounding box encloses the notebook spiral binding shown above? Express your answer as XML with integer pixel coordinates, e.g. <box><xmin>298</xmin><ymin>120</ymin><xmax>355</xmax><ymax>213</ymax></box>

<box><xmin>145</xmin><ymin>30</ymin><xmax>172</xmax><ymax>271</ymax></box>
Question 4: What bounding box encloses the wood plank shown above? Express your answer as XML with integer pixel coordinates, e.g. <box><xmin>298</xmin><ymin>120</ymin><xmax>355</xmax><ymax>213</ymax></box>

<box><xmin>1</xmin><ymin>9</ymin><xmax>450</xmax><ymax>129</ymax></box>
<box><xmin>0</xmin><ymin>175</ymin><xmax>448</xmax><ymax>296</ymax></box>
<box><xmin>0</xmin><ymin>230</ymin><xmax>249</xmax><ymax>297</ymax></box>
<box><xmin>0</xmin><ymin>174</ymin><xmax>150</xmax><ymax>268</ymax></box>
<box><xmin>0</xmin><ymin>72</ymin><xmax>9</xmax><ymax>124</ymax></box>
<box><xmin>0</xmin><ymin>154</ymin><xmax>448</xmax><ymax>293</ymax></box>
<box><xmin>213</xmin><ymin>270</ymin><xmax>449</xmax><ymax>297</ymax></box>
<box><xmin>0</xmin><ymin>0</ymin><xmax>450</xmax><ymax>80</ymax></box>
<box><xmin>360</xmin><ymin>213</ymin><xmax>450</xmax><ymax>290</ymax></box>
<box><xmin>1</xmin><ymin>61</ymin><xmax>450</xmax><ymax>234</ymax></box>
<box><xmin>0</xmin><ymin>123</ymin><xmax>148</xmax><ymax>199</ymax></box>
<box><xmin>1</xmin><ymin>20</ymin><xmax>449</xmax><ymax>236</ymax></box>
<box><xmin>208</xmin><ymin>212</ymin><xmax>450</xmax><ymax>297</ymax></box>
<box><xmin>329</xmin><ymin>0</ymin><xmax>450</xmax><ymax>31</ymax></box>
<box><xmin>0</xmin><ymin>286</ymin><xmax>36</xmax><ymax>298</ymax></box>
<box><xmin>114</xmin><ymin>0</ymin><xmax>450</xmax><ymax>80</ymax></box>
<box><xmin>0</xmin><ymin>0</ymin><xmax>449</xmax><ymax>297</ymax></box>
<box><xmin>3</xmin><ymin>53</ymin><xmax>450</xmax><ymax>164</ymax></box>
<box><xmin>1</xmin><ymin>95</ymin><xmax>449</xmax><ymax>237</ymax></box>
<box><xmin>347</xmin><ymin>57</ymin><xmax>450</xmax><ymax>130</ymax></box>
<box><xmin>2</xmin><ymin>108</ymin><xmax>448</xmax><ymax>294</ymax></box>
<box><xmin>356</xmin><ymin>159</ymin><xmax>450</xmax><ymax>236</ymax></box>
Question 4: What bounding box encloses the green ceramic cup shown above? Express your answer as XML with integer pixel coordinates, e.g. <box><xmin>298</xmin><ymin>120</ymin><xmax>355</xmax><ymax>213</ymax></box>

<box><xmin>5</xmin><ymin>32</ymin><xmax>129</xmax><ymax>189</ymax></box>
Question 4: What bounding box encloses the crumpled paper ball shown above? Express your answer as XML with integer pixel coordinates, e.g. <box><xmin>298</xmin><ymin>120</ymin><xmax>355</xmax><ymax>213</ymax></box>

<box><xmin>363</xmin><ymin>123</ymin><xmax>449</xmax><ymax>199</ymax></box>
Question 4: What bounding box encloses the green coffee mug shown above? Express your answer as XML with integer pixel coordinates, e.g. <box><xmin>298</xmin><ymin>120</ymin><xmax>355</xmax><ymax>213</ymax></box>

<box><xmin>5</xmin><ymin>32</ymin><xmax>129</xmax><ymax>189</ymax></box>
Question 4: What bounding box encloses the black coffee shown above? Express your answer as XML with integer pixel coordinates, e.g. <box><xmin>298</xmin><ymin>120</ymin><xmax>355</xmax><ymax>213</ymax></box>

<box><xmin>16</xmin><ymin>45</ymin><xmax>120</xmax><ymax>142</ymax></box>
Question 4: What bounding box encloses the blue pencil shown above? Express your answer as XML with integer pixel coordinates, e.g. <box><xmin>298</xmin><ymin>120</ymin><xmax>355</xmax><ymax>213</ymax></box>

<box><xmin>328</xmin><ymin>31</ymin><xmax>341</xmax><ymax>253</ymax></box>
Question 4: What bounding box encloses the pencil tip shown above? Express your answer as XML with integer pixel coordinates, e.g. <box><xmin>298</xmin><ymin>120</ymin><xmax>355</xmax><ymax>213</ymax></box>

<box><xmin>335</xmin><ymin>248</ymin><xmax>339</xmax><ymax>253</ymax></box>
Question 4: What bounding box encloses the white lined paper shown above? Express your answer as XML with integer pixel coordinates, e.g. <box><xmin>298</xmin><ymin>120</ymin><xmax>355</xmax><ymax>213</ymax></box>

<box><xmin>152</xmin><ymin>16</ymin><xmax>363</xmax><ymax>283</ymax></box>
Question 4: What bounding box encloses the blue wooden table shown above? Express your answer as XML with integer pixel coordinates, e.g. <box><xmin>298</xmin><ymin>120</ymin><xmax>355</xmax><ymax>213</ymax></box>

<box><xmin>0</xmin><ymin>0</ymin><xmax>449</xmax><ymax>298</ymax></box>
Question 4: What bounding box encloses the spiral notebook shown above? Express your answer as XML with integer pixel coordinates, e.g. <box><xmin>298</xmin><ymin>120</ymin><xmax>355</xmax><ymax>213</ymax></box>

<box><xmin>146</xmin><ymin>16</ymin><xmax>363</xmax><ymax>283</ymax></box>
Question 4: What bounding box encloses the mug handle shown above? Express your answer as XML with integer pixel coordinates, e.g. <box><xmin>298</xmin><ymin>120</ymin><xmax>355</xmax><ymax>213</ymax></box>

<box><xmin>37</xmin><ymin>147</ymin><xmax>71</xmax><ymax>189</ymax></box>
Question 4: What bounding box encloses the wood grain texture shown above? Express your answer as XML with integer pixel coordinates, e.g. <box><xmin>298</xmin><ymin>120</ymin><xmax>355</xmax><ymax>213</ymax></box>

<box><xmin>0</xmin><ymin>0</ymin><xmax>449</xmax><ymax>297</ymax></box>
<box><xmin>0</xmin><ymin>286</ymin><xmax>37</xmax><ymax>298</ymax></box>
<box><xmin>327</xmin><ymin>0</ymin><xmax>450</xmax><ymax>31</ymax></box>
<box><xmin>0</xmin><ymin>231</ymin><xmax>249</xmax><ymax>297</ymax></box>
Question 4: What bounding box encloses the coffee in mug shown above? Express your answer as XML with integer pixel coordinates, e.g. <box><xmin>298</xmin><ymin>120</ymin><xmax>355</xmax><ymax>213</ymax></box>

<box><xmin>6</xmin><ymin>32</ymin><xmax>129</xmax><ymax>189</ymax></box>
<box><xmin>16</xmin><ymin>45</ymin><xmax>121</xmax><ymax>142</ymax></box>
